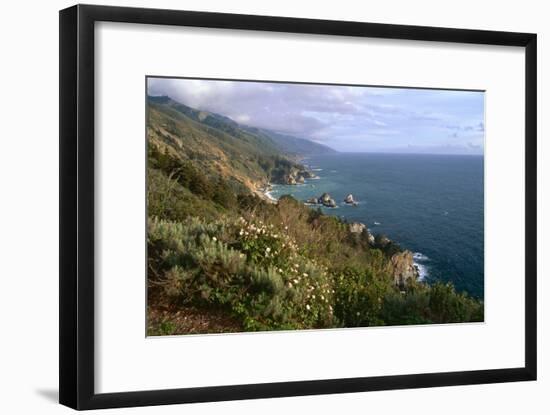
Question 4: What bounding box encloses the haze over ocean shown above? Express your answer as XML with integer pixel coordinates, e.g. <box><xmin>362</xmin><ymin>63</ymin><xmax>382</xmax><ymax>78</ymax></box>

<box><xmin>270</xmin><ymin>152</ymin><xmax>484</xmax><ymax>298</ymax></box>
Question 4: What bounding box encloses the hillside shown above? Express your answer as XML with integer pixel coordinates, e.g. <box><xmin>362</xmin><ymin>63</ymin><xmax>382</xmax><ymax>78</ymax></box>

<box><xmin>148</xmin><ymin>95</ymin><xmax>331</xmax><ymax>194</ymax></box>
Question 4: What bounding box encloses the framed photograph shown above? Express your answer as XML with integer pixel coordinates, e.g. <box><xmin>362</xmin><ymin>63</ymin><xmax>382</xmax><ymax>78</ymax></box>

<box><xmin>59</xmin><ymin>4</ymin><xmax>537</xmax><ymax>410</ymax></box>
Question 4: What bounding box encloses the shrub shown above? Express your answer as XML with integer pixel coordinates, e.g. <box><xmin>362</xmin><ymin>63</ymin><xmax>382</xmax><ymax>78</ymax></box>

<box><xmin>148</xmin><ymin>216</ymin><xmax>336</xmax><ymax>331</ymax></box>
<box><xmin>147</xmin><ymin>199</ymin><xmax>483</xmax><ymax>332</ymax></box>
<box><xmin>147</xmin><ymin>168</ymin><xmax>222</xmax><ymax>222</ymax></box>
<box><xmin>332</xmin><ymin>266</ymin><xmax>394</xmax><ymax>327</ymax></box>
<box><xmin>428</xmin><ymin>283</ymin><xmax>484</xmax><ymax>323</ymax></box>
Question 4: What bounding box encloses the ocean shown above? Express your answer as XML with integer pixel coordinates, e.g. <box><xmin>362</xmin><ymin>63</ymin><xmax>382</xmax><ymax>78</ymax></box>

<box><xmin>269</xmin><ymin>153</ymin><xmax>484</xmax><ymax>298</ymax></box>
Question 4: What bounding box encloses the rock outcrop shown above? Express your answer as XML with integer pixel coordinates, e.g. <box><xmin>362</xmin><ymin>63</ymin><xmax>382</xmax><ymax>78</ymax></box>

<box><xmin>366</xmin><ymin>230</ymin><xmax>375</xmax><ymax>245</ymax></box>
<box><xmin>325</xmin><ymin>198</ymin><xmax>337</xmax><ymax>208</ymax></box>
<box><xmin>376</xmin><ymin>234</ymin><xmax>391</xmax><ymax>248</ymax></box>
<box><xmin>344</xmin><ymin>194</ymin><xmax>355</xmax><ymax>204</ymax></box>
<box><xmin>318</xmin><ymin>192</ymin><xmax>337</xmax><ymax>207</ymax></box>
<box><xmin>349</xmin><ymin>222</ymin><xmax>375</xmax><ymax>245</ymax></box>
<box><xmin>306</xmin><ymin>197</ymin><xmax>318</xmax><ymax>204</ymax></box>
<box><xmin>283</xmin><ymin>168</ymin><xmax>317</xmax><ymax>185</ymax></box>
<box><xmin>319</xmin><ymin>193</ymin><xmax>331</xmax><ymax>204</ymax></box>
<box><xmin>349</xmin><ymin>222</ymin><xmax>366</xmax><ymax>234</ymax></box>
<box><xmin>286</xmin><ymin>175</ymin><xmax>297</xmax><ymax>185</ymax></box>
<box><xmin>388</xmin><ymin>250</ymin><xmax>419</xmax><ymax>288</ymax></box>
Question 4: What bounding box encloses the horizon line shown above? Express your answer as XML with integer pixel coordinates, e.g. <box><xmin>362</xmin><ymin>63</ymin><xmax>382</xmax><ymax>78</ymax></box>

<box><xmin>308</xmin><ymin>151</ymin><xmax>484</xmax><ymax>156</ymax></box>
<box><xmin>148</xmin><ymin>94</ymin><xmax>484</xmax><ymax>158</ymax></box>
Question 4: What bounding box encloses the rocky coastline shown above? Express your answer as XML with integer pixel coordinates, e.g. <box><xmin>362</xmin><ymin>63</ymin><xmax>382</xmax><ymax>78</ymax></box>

<box><xmin>347</xmin><ymin>220</ymin><xmax>419</xmax><ymax>287</ymax></box>
<box><xmin>262</xmin><ymin>180</ymin><xmax>420</xmax><ymax>288</ymax></box>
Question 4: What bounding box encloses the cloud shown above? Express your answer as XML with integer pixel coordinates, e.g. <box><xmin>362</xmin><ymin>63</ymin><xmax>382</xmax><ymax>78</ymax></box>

<box><xmin>147</xmin><ymin>78</ymin><xmax>485</xmax><ymax>154</ymax></box>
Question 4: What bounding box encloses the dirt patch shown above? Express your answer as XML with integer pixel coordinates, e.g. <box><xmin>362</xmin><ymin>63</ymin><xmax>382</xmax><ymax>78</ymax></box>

<box><xmin>147</xmin><ymin>304</ymin><xmax>243</xmax><ymax>336</ymax></box>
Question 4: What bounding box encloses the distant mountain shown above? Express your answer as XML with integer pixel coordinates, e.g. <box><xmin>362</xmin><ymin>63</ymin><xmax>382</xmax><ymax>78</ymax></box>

<box><xmin>242</xmin><ymin>127</ymin><xmax>337</xmax><ymax>157</ymax></box>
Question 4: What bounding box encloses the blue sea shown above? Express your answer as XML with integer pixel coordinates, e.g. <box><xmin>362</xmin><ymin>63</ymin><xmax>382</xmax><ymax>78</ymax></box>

<box><xmin>269</xmin><ymin>153</ymin><xmax>484</xmax><ymax>298</ymax></box>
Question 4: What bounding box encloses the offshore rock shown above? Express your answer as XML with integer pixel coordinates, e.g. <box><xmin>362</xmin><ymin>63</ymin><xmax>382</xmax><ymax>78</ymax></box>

<box><xmin>344</xmin><ymin>194</ymin><xmax>355</xmax><ymax>204</ymax></box>
<box><xmin>319</xmin><ymin>192</ymin><xmax>332</xmax><ymax>204</ymax></box>
<box><xmin>325</xmin><ymin>198</ymin><xmax>337</xmax><ymax>208</ymax></box>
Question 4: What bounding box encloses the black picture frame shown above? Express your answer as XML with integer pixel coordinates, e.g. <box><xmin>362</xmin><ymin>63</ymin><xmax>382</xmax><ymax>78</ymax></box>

<box><xmin>59</xmin><ymin>4</ymin><xmax>537</xmax><ymax>410</ymax></box>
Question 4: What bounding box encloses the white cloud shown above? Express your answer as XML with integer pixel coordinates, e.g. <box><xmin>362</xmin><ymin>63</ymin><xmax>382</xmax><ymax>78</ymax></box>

<box><xmin>147</xmin><ymin>77</ymin><xmax>485</xmax><ymax>154</ymax></box>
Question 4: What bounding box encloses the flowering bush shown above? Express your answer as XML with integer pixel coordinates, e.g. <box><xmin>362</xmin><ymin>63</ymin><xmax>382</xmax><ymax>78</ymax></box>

<box><xmin>148</xmin><ymin>216</ymin><xmax>336</xmax><ymax>331</ymax></box>
<box><xmin>147</xmin><ymin>199</ymin><xmax>483</xmax><ymax>334</ymax></box>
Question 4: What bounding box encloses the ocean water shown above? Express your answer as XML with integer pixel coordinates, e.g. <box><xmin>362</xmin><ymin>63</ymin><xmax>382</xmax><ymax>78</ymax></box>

<box><xmin>269</xmin><ymin>153</ymin><xmax>484</xmax><ymax>298</ymax></box>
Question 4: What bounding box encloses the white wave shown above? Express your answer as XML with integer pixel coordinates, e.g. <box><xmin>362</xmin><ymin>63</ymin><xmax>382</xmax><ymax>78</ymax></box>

<box><xmin>264</xmin><ymin>191</ymin><xmax>277</xmax><ymax>202</ymax></box>
<box><xmin>373</xmin><ymin>221</ymin><xmax>381</xmax><ymax>226</ymax></box>
<box><xmin>415</xmin><ymin>263</ymin><xmax>429</xmax><ymax>281</ymax></box>
<box><xmin>413</xmin><ymin>252</ymin><xmax>429</xmax><ymax>261</ymax></box>
<box><xmin>412</xmin><ymin>252</ymin><xmax>429</xmax><ymax>281</ymax></box>
<box><xmin>311</xmin><ymin>168</ymin><xmax>323</xmax><ymax>171</ymax></box>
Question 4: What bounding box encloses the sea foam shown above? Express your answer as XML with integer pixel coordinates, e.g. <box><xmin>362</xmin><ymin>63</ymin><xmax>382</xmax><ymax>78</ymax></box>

<box><xmin>412</xmin><ymin>252</ymin><xmax>430</xmax><ymax>281</ymax></box>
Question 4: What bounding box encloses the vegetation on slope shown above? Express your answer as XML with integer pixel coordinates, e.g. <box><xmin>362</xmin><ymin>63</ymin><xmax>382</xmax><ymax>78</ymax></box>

<box><xmin>147</xmin><ymin>96</ymin><xmax>317</xmax><ymax>190</ymax></box>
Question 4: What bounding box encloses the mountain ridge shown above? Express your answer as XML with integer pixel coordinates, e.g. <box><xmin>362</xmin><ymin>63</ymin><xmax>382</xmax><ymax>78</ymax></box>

<box><xmin>148</xmin><ymin>95</ymin><xmax>337</xmax><ymax>157</ymax></box>
<box><xmin>147</xmin><ymin>95</ymin><xmax>318</xmax><ymax>197</ymax></box>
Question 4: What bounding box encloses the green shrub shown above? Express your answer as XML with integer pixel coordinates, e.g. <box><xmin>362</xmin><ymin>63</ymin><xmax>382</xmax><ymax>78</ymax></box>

<box><xmin>380</xmin><ymin>288</ymin><xmax>432</xmax><ymax>325</ymax></box>
<box><xmin>147</xmin><ymin>168</ymin><xmax>222</xmax><ymax>222</ymax></box>
<box><xmin>428</xmin><ymin>283</ymin><xmax>484</xmax><ymax>323</ymax></box>
<box><xmin>147</xmin><ymin>195</ymin><xmax>484</xmax><ymax>332</ymax></box>
<box><xmin>148</xmin><ymin>216</ymin><xmax>337</xmax><ymax>331</ymax></box>
<box><xmin>332</xmin><ymin>266</ymin><xmax>394</xmax><ymax>327</ymax></box>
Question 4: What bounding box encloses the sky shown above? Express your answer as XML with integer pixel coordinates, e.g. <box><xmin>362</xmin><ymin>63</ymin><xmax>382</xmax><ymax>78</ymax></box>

<box><xmin>148</xmin><ymin>77</ymin><xmax>485</xmax><ymax>155</ymax></box>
